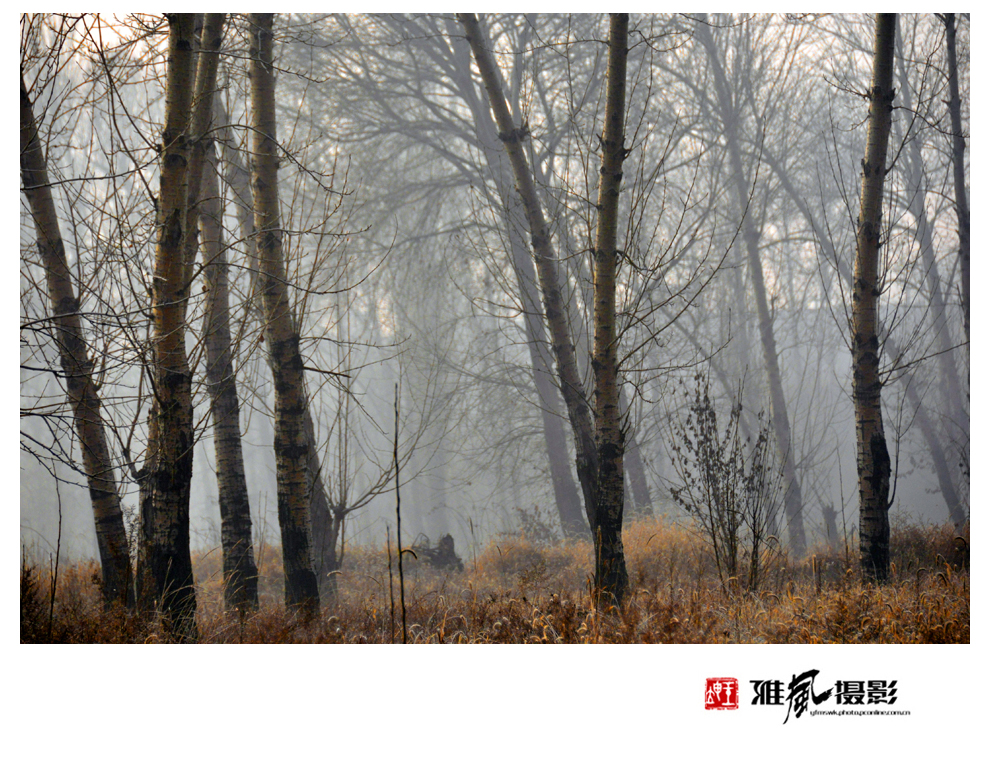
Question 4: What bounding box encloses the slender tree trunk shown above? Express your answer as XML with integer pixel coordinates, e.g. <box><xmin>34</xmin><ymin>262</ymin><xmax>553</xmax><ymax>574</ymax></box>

<box><xmin>905</xmin><ymin>388</ymin><xmax>966</xmax><ymax>528</ymax></box>
<box><xmin>943</xmin><ymin>13</ymin><xmax>970</xmax><ymax>345</ymax></box>
<box><xmin>852</xmin><ymin>13</ymin><xmax>896</xmax><ymax>583</ymax></box>
<box><xmin>447</xmin><ymin>43</ymin><xmax>586</xmax><ymax>538</ymax></box>
<box><xmin>214</xmin><ymin>97</ymin><xmax>257</xmax><ymax>275</ymax></box>
<box><xmin>179</xmin><ymin>14</ymin><xmax>225</xmax><ymax>323</ymax></box>
<box><xmin>139</xmin><ymin>13</ymin><xmax>199</xmax><ymax>637</ymax></box>
<box><xmin>591</xmin><ymin>13</ymin><xmax>631</xmax><ymax>605</ymax></box>
<box><xmin>768</xmin><ymin>153</ymin><xmax>966</xmax><ymax>528</ymax></box>
<box><xmin>20</xmin><ymin>73</ymin><xmax>133</xmax><ymax>609</ymax></box>
<box><xmin>248</xmin><ymin>12</ymin><xmax>319</xmax><ymax>614</ymax></box>
<box><xmin>199</xmin><ymin>107</ymin><xmax>260</xmax><ymax>611</ymax></box>
<box><xmin>214</xmin><ymin>95</ymin><xmax>338</xmax><ymax>598</ymax></box>
<box><xmin>183</xmin><ymin>13</ymin><xmax>259</xmax><ymax>612</ymax></box>
<box><xmin>724</xmin><ymin>240</ymin><xmax>760</xmax><ymax>444</ymax></box>
<box><xmin>459</xmin><ymin>13</ymin><xmax>600</xmax><ymax>531</ymax></box>
<box><xmin>696</xmin><ymin>20</ymin><xmax>807</xmax><ymax>556</ymax></box>
<box><xmin>493</xmin><ymin>161</ymin><xmax>587</xmax><ymax>539</ymax></box>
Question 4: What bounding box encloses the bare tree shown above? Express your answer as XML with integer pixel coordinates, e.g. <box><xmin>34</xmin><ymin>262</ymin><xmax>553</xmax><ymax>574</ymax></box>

<box><xmin>589</xmin><ymin>13</ymin><xmax>631</xmax><ymax>603</ymax></box>
<box><xmin>20</xmin><ymin>68</ymin><xmax>132</xmax><ymax>608</ymax></box>
<box><xmin>446</xmin><ymin>26</ymin><xmax>587</xmax><ymax>538</ymax></box>
<box><xmin>694</xmin><ymin>16</ymin><xmax>807</xmax><ymax>556</ymax></box>
<box><xmin>212</xmin><ymin>89</ymin><xmax>346</xmax><ymax>599</ymax></box>
<box><xmin>248</xmin><ymin>12</ymin><xmax>319</xmax><ymax>613</ymax></box>
<box><xmin>852</xmin><ymin>13</ymin><xmax>896</xmax><ymax>583</ymax></box>
<box><xmin>197</xmin><ymin>16</ymin><xmax>260</xmax><ymax>612</ymax></box>
<box><xmin>136</xmin><ymin>13</ymin><xmax>201</xmax><ymax>636</ymax></box>
<box><xmin>459</xmin><ymin>13</ymin><xmax>600</xmax><ymax>537</ymax></box>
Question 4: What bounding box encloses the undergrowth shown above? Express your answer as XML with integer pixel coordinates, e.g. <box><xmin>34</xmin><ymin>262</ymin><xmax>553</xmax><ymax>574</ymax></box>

<box><xmin>20</xmin><ymin>517</ymin><xmax>969</xmax><ymax>643</ymax></box>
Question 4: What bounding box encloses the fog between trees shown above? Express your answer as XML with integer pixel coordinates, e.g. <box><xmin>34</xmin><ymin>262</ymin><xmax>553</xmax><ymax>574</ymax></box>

<box><xmin>20</xmin><ymin>14</ymin><xmax>968</xmax><ymax>612</ymax></box>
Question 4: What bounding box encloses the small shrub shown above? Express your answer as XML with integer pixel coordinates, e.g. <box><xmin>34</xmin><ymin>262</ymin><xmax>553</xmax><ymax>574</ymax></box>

<box><xmin>668</xmin><ymin>372</ymin><xmax>784</xmax><ymax>591</ymax></box>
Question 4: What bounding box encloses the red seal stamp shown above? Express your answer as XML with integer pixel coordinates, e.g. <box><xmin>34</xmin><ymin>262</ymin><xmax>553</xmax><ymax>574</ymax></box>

<box><xmin>705</xmin><ymin>677</ymin><xmax>739</xmax><ymax>710</ymax></box>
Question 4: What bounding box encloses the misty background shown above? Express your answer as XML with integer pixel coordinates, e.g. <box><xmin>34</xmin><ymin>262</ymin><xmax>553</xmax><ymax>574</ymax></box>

<box><xmin>20</xmin><ymin>13</ymin><xmax>968</xmax><ymax>566</ymax></box>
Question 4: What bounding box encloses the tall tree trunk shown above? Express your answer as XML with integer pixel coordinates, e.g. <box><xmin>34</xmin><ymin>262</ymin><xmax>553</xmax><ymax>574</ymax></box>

<box><xmin>20</xmin><ymin>73</ymin><xmax>133</xmax><ymax>609</ymax></box>
<box><xmin>767</xmin><ymin>152</ymin><xmax>967</xmax><ymax>529</ymax></box>
<box><xmin>488</xmin><ymin>146</ymin><xmax>587</xmax><ymax>540</ymax></box>
<box><xmin>248</xmin><ymin>12</ymin><xmax>319</xmax><ymax>614</ymax></box>
<box><xmin>852</xmin><ymin>13</ymin><xmax>896</xmax><ymax>583</ymax></box>
<box><xmin>590</xmin><ymin>13</ymin><xmax>631</xmax><ymax>605</ymax></box>
<box><xmin>459</xmin><ymin>13</ymin><xmax>600</xmax><ymax>533</ymax></box>
<box><xmin>521</xmin><ymin>296</ymin><xmax>588</xmax><ymax>539</ymax></box>
<box><xmin>445</xmin><ymin>38</ymin><xmax>586</xmax><ymax>538</ymax></box>
<box><xmin>179</xmin><ymin>14</ymin><xmax>224</xmax><ymax>323</ymax></box>
<box><xmin>214</xmin><ymin>95</ymin><xmax>339</xmax><ymax>598</ymax></box>
<box><xmin>139</xmin><ymin>13</ymin><xmax>200</xmax><ymax>637</ymax></box>
<box><xmin>943</xmin><ymin>13</ymin><xmax>970</xmax><ymax>345</ymax></box>
<box><xmin>696</xmin><ymin>19</ymin><xmax>807</xmax><ymax>556</ymax></box>
<box><xmin>199</xmin><ymin>94</ymin><xmax>260</xmax><ymax>610</ymax></box>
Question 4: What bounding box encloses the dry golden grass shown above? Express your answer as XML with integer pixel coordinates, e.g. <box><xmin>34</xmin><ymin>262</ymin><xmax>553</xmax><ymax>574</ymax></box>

<box><xmin>21</xmin><ymin>517</ymin><xmax>969</xmax><ymax>643</ymax></box>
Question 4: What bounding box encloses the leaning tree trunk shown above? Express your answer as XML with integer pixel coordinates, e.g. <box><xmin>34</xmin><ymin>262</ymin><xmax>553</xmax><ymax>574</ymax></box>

<box><xmin>484</xmin><ymin>133</ymin><xmax>587</xmax><ymax>539</ymax></box>
<box><xmin>20</xmin><ymin>73</ymin><xmax>133</xmax><ymax>608</ymax></box>
<box><xmin>458</xmin><ymin>13</ymin><xmax>600</xmax><ymax>531</ymax></box>
<box><xmin>446</xmin><ymin>37</ymin><xmax>586</xmax><ymax>538</ymax></box>
<box><xmin>852</xmin><ymin>13</ymin><xmax>897</xmax><ymax>583</ymax></box>
<box><xmin>138</xmin><ymin>13</ymin><xmax>200</xmax><ymax>637</ymax></box>
<box><xmin>184</xmin><ymin>13</ymin><xmax>259</xmax><ymax>613</ymax></box>
<box><xmin>248</xmin><ymin>12</ymin><xmax>320</xmax><ymax>614</ymax></box>
<box><xmin>943</xmin><ymin>13</ymin><xmax>969</xmax><ymax>346</ymax></box>
<box><xmin>507</xmin><ymin>220</ymin><xmax>589</xmax><ymax>540</ymax></box>
<box><xmin>590</xmin><ymin>13</ymin><xmax>631</xmax><ymax>605</ymax></box>
<box><xmin>696</xmin><ymin>19</ymin><xmax>807</xmax><ymax>556</ymax></box>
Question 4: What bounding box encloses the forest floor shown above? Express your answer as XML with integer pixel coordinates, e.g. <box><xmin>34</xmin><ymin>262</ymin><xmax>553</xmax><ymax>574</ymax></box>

<box><xmin>21</xmin><ymin>516</ymin><xmax>969</xmax><ymax>643</ymax></box>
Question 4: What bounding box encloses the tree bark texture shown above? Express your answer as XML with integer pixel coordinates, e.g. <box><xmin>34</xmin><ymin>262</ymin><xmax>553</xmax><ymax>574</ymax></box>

<box><xmin>136</xmin><ymin>13</ymin><xmax>200</xmax><ymax>637</ymax></box>
<box><xmin>179</xmin><ymin>13</ymin><xmax>226</xmax><ymax>324</ymax></box>
<box><xmin>852</xmin><ymin>13</ymin><xmax>896</xmax><ymax>583</ymax></box>
<box><xmin>200</xmin><ymin>118</ymin><xmax>260</xmax><ymax>613</ymax></box>
<box><xmin>248</xmin><ymin>12</ymin><xmax>320</xmax><ymax>614</ymax></box>
<box><xmin>459</xmin><ymin>13</ymin><xmax>600</xmax><ymax>532</ymax></box>
<box><xmin>20</xmin><ymin>74</ymin><xmax>133</xmax><ymax>609</ymax></box>
<box><xmin>696</xmin><ymin>20</ymin><xmax>807</xmax><ymax>556</ymax></box>
<box><xmin>215</xmin><ymin>94</ymin><xmax>338</xmax><ymax>598</ymax></box>
<box><xmin>591</xmin><ymin>13</ymin><xmax>631</xmax><ymax>605</ymax></box>
<box><xmin>943</xmin><ymin>13</ymin><xmax>970</xmax><ymax>345</ymax></box>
